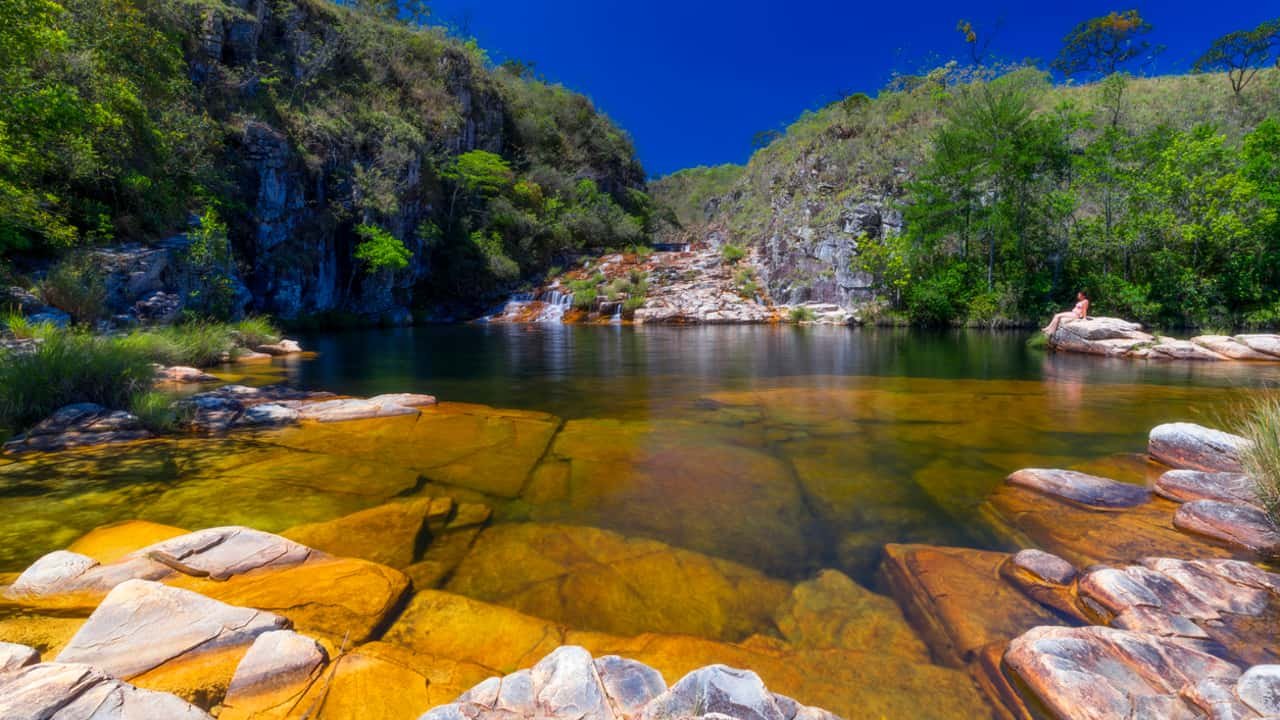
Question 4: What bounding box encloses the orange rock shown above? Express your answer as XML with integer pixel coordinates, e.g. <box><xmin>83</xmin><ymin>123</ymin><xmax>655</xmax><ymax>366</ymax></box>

<box><xmin>283</xmin><ymin>498</ymin><xmax>456</xmax><ymax>569</ymax></box>
<box><xmin>66</xmin><ymin>520</ymin><xmax>188</xmax><ymax>563</ymax></box>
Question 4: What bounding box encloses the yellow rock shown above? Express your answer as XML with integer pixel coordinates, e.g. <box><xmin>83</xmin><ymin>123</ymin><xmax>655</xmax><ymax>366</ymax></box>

<box><xmin>283</xmin><ymin>498</ymin><xmax>455</xmax><ymax>569</ymax></box>
<box><xmin>169</xmin><ymin>556</ymin><xmax>410</xmax><ymax>645</ymax></box>
<box><xmin>67</xmin><ymin>520</ymin><xmax>188</xmax><ymax>563</ymax></box>
<box><xmin>444</xmin><ymin>523</ymin><xmax>790</xmax><ymax>641</ymax></box>
<box><xmin>384</xmin><ymin>590</ymin><xmax>564</xmax><ymax>673</ymax></box>
<box><xmin>773</xmin><ymin>569</ymin><xmax>929</xmax><ymax>659</ymax></box>
<box><xmin>0</xmin><ymin>610</ymin><xmax>84</xmax><ymax>657</ymax></box>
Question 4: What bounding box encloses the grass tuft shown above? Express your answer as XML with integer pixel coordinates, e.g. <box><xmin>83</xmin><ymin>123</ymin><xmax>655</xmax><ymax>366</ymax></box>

<box><xmin>1237</xmin><ymin>394</ymin><xmax>1280</xmax><ymax>530</ymax></box>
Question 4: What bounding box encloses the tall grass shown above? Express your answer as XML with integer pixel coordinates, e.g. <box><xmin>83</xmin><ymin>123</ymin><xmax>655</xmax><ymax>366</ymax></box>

<box><xmin>1</xmin><ymin>311</ymin><xmax>59</xmax><ymax>341</ymax></box>
<box><xmin>0</xmin><ymin>332</ymin><xmax>154</xmax><ymax>431</ymax></box>
<box><xmin>231</xmin><ymin>316</ymin><xmax>281</xmax><ymax>348</ymax></box>
<box><xmin>117</xmin><ymin>323</ymin><xmax>236</xmax><ymax>367</ymax></box>
<box><xmin>1237</xmin><ymin>395</ymin><xmax>1280</xmax><ymax>529</ymax></box>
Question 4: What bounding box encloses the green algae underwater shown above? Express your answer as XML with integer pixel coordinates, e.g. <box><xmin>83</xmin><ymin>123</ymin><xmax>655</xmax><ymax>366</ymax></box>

<box><xmin>2</xmin><ymin>324</ymin><xmax>1277</xmax><ymax>719</ymax></box>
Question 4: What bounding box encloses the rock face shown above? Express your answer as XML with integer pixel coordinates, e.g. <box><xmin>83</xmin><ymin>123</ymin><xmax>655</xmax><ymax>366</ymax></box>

<box><xmin>421</xmin><ymin>647</ymin><xmax>839</xmax><ymax>720</ymax></box>
<box><xmin>0</xmin><ymin>661</ymin><xmax>213</xmax><ymax>719</ymax></box>
<box><xmin>55</xmin><ymin>579</ymin><xmax>288</xmax><ymax>680</ymax></box>
<box><xmin>1149</xmin><ymin>423</ymin><xmax>1250</xmax><ymax>473</ymax></box>
<box><xmin>2</xmin><ymin>403</ymin><xmax>153</xmax><ymax>454</ymax></box>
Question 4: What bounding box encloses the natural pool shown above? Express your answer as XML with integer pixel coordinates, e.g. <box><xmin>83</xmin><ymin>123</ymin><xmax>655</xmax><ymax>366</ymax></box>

<box><xmin>3</xmin><ymin>325</ymin><xmax>1278</xmax><ymax>718</ymax></box>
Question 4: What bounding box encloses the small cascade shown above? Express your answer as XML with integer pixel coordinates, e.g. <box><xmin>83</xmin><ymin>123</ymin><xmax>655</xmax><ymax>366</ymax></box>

<box><xmin>534</xmin><ymin>290</ymin><xmax>574</xmax><ymax>323</ymax></box>
<box><xmin>609</xmin><ymin>302</ymin><xmax>623</xmax><ymax>324</ymax></box>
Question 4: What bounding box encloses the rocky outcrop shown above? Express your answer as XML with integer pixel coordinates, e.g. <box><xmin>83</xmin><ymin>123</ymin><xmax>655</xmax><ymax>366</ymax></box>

<box><xmin>177</xmin><ymin>385</ymin><xmax>436</xmax><ymax>432</ymax></box>
<box><xmin>1046</xmin><ymin>317</ymin><xmax>1280</xmax><ymax>363</ymax></box>
<box><xmin>0</xmin><ymin>660</ymin><xmax>213</xmax><ymax>719</ymax></box>
<box><xmin>421</xmin><ymin>647</ymin><xmax>840</xmax><ymax>720</ymax></box>
<box><xmin>2</xmin><ymin>403</ymin><xmax>152</xmax><ymax>454</ymax></box>
<box><xmin>1149</xmin><ymin>423</ymin><xmax>1250</xmax><ymax>473</ymax></box>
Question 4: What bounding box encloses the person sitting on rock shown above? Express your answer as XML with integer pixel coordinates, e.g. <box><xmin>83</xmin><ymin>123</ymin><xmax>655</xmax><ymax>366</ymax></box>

<box><xmin>1043</xmin><ymin>292</ymin><xmax>1089</xmax><ymax>336</ymax></box>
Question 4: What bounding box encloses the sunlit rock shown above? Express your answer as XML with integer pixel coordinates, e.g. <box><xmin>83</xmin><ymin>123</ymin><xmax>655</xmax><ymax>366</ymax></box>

<box><xmin>1192</xmin><ymin>336</ymin><xmax>1275</xmax><ymax>361</ymax></box>
<box><xmin>3</xmin><ymin>403</ymin><xmax>153</xmax><ymax>454</ymax></box>
<box><xmin>156</xmin><ymin>365</ymin><xmax>220</xmax><ymax>384</ymax></box>
<box><xmin>220</xmin><ymin>630</ymin><xmax>327</xmax><ymax>719</ymax></box>
<box><xmin>66</xmin><ymin>520</ymin><xmax>188</xmax><ymax>563</ymax></box>
<box><xmin>1237</xmin><ymin>665</ymin><xmax>1280</xmax><ymax>716</ymax></box>
<box><xmin>1006</xmin><ymin>625</ymin><xmax>1243</xmax><ymax>720</ymax></box>
<box><xmin>1006</xmin><ymin>468</ymin><xmax>1150</xmax><ymax>510</ymax></box>
<box><xmin>1234</xmin><ymin>335</ymin><xmax>1280</xmax><ymax>358</ymax></box>
<box><xmin>1174</xmin><ymin>500</ymin><xmax>1280</xmax><ymax>555</ymax></box>
<box><xmin>284</xmin><ymin>497</ymin><xmax>456</xmax><ymax>569</ymax></box>
<box><xmin>444</xmin><ymin>523</ymin><xmax>790</xmax><ymax>641</ymax></box>
<box><xmin>0</xmin><ymin>661</ymin><xmax>212</xmax><ymax>719</ymax></box>
<box><xmin>1155</xmin><ymin>470</ymin><xmax>1259</xmax><ymax>506</ymax></box>
<box><xmin>404</xmin><ymin>501</ymin><xmax>492</xmax><ymax>590</ymax></box>
<box><xmin>0</xmin><ymin>642</ymin><xmax>39</xmax><ymax>674</ymax></box>
<box><xmin>56</xmin><ymin>579</ymin><xmax>287</xmax><ymax>702</ymax></box>
<box><xmin>1147</xmin><ymin>339</ymin><xmax>1229</xmax><ymax>361</ymax></box>
<box><xmin>255</xmin><ymin>339</ymin><xmax>303</xmax><ymax>356</ymax></box>
<box><xmin>773</xmin><ymin>569</ymin><xmax>928</xmax><ymax>659</ymax></box>
<box><xmin>1149</xmin><ymin>423</ymin><xmax>1249</xmax><ymax>473</ymax></box>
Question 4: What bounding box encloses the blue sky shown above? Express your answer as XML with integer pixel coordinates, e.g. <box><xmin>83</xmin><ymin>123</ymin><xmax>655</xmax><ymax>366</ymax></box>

<box><xmin>426</xmin><ymin>1</ymin><xmax>1279</xmax><ymax>177</ymax></box>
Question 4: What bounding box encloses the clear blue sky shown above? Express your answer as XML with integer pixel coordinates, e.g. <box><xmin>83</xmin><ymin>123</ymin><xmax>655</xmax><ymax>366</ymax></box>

<box><xmin>425</xmin><ymin>1</ymin><xmax>1278</xmax><ymax>177</ymax></box>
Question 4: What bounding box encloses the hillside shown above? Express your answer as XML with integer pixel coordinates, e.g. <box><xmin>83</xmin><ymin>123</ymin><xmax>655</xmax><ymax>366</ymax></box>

<box><xmin>652</xmin><ymin>67</ymin><xmax>1280</xmax><ymax>328</ymax></box>
<box><xmin>0</xmin><ymin>0</ymin><xmax>650</xmax><ymax>322</ymax></box>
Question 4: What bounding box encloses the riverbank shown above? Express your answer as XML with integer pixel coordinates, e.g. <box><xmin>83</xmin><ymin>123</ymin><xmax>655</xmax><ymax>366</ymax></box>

<box><xmin>0</xmin><ymin>339</ymin><xmax>1277</xmax><ymax>718</ymax></box>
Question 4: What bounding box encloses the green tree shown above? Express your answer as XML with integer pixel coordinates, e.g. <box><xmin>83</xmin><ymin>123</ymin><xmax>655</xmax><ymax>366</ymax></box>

<box><xmin>1052</xmin><ymin>10</ymin><xmax>1160</xmax><ymax>79</ymax></box>
<box><xmin>1194</xmin><ymin>20</ymin><xmax>1280</xmax><ymax>97</ymax></box>
<box><xmin>354</xmin><ymin>224</ymin><xmax>412</xmax><ymax>273</ymax></box>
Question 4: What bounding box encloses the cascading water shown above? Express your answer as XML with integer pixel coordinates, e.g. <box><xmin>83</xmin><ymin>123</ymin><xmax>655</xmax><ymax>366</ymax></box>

<box><xmin>535</xmin><ymin>290</ymin><xmax>574</xmax><ymax>323</ymax></box>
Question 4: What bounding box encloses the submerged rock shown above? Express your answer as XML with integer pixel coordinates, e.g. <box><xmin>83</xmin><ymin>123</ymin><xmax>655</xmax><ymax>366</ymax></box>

<box><xmin>284</xmin><ymin>496</ymin><xmax>455</xmax><ymax>569</ymax></box>
<box><xmin>1006</xmin><ymin>468</ymin><xmax>1149</xmax><ymax>509</ymax></box>
<box><xmin>1149</xmin><ymin>423</ymin><xmax>1250</xmax><ymax>473</ymax></box>
<box><xmin>3</xmin><ymin>403</ymin><xmax>152</xmax><ymax>454</ymax></box>
<box><xmin>0</xmin><ymin>661</ymin><xmax>212</xmax><ymax>719</ymax></box>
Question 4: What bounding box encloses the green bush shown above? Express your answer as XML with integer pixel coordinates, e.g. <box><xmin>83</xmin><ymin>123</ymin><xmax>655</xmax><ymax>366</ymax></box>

<box><xmin>0</xmin><ymin>332</ymin><xmax>154</xmax><ymax>431</ymax></box>
<box><xmin>1</xmin><ymin>311</ymin><xmax>58</xmax><ymax>341</ymax></box>
<box><xmin>129</xmin><ymin>391</ymin><xmax>179</xmax><ymax>433</ymax></box>
<box><xmin>788</xmin><ymin>306</ymin><xmax>817</xmax><ymax>323</ymax></box>
<box><xmin>623</xmin><ymin>296</ymin><xmax>646</xmax><ymax>314</ymax></box>
<box><xmin>572</xmin><ymin>288</ymin><xmax>598</xmax><ymax>310</ymax></box>
<box><xmin>906</xmin><ymin>268</ymin><xmax>970</xmax><ymax>326</ymax></box>
<box><xmin>40</xmin><ymin>255</ymin><xmax>107</xmax><ymax>324</ymax></box>
<box><xmin>720</xmin><ymin>244</ymin><xmax>747</xmax><ymax>265</ymax></box>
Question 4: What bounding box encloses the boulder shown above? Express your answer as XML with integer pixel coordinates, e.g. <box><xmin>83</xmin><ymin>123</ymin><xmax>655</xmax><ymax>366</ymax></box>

<box><xmin>1005</xmin><ymin>625</ymin><xmax>1242</xmax><ymax>720</ymax></box>
<box><xmin>1155</xmin><ymin>470</ymin><xmax>1259</xmax><ymax>506</ymax></box>
<box><xmin>0</xmin><ymin>661</ymin><xmax>212</xmax><ymax>719</ymax></box>
<box><xmin>1173</xmin><ymin>500</ymin><xmax>1280</xmax><ymax>555</ymax></box>
<box><xmin>1010</xmin><ymin>549</ymin><xmax>1077</xmax><ymax>586</ymax></box>
<box><xmin>238</xmin><ymin>403</ymin><xmax>301</xmax><ymax>427</ymax></box>
<box><xmin>1048</xmin><ymin>318</ymin><xmax>1154</xmax><ymax>357</ymax></box>
<box><xmin>255</xmin><ymin>339</ymin><xmax>303</xmax><ymax>356</ymax></box>
<box><xmin>56</xmin><ymin>580</ymin><xmax>287</xmax><ymax>695</ymax></box>
<box><xmin>443</xmin><ymin>523</ymin><xmax>790</xmax><ymax>641</ymax></box>
<box><xmin>220</xmin><ymin>630</ymin><xmax>328</xmax><ymax>718</ymax></box>
<box><xmin>1000</xmin><ymin>550</ymin><xmax>1087</xmax><ymax>622</ymax></box>
<box><xmin>0</xmin><ymin>643</ymin><xmax>39</xmax><ymax>674</ymax></box>
<box><xmin>640</xmin><ymin>664</ymin><xmax>830</xmax><ymax>720</ymax></box>
<box><xmin>1006</xmin><ymin>468</ymin><xmax>1149</xmax><ymax>510</ymax></box>
<box><xmin>3</xmin><ymin>403</ymin><xmax>152</xmax><ymax>454</ymax></box>
<box><xmin>1192</xmin><ymin>336</ymin><xmax>1275</xmax><ymax>361</ymax></box>
<box><xmin>1237</xmin><ymin>665</ymin><xmax>1280</xmax><ymax>716</ymax></box>
<box><xmin>1235</xmin><ymin>335</ymin><xmax>1280</xmax><ymax>358</ymax></box>
<box><xmin>1149</xmin><ymin>423</ymin><xmax>1250</xmax><ymax>473</ymax></box>
<box><xmin>297</xmin><ymin>397</ymin><xmax>423</xmax><ymax>423</ymax></box>
<box><xmin>156</xmin><ymin>365</ymin><xmax>220</xmax><ymax>384</ymax></box>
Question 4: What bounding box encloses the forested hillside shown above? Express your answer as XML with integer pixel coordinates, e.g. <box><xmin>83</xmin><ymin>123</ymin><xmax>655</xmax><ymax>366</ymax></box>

<box><xmin>655</xmin><ymin>18</ymin><xmax>1280</xmax><ymax>329</ymax></box>
<box><xmin>0</xmin><ymin>0</ymin><xmax>651</xmax><ymax>321</ymax></box>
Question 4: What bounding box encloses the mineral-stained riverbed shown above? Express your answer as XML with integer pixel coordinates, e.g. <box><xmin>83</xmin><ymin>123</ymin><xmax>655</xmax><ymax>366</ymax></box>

<box><xmin>2</xmin><ymin>325</ymin><xmax>1278</xmax><ymax>717</ymax></box>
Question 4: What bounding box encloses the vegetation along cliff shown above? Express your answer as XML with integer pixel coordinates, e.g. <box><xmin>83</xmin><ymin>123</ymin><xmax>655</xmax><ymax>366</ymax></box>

<box><xmin>653</xmin><ymin>15</ymin><xmax>1280</xmax><ymax>329</ymax></box>
<box><xmin>0</xmin><ymin>0</ymin><xmax>652</xmax><ymax>323</ymax></box>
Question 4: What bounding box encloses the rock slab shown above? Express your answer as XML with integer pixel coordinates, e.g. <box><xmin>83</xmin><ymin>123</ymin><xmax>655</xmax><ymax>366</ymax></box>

<box><xmin>1149</xmin><ymin>423</ymin><xmax>1250</xmax><ymax>473</ymax></box>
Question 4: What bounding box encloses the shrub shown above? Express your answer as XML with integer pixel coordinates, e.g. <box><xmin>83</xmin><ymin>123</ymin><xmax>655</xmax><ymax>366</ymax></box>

<box><xmin>356</xmin><ymin>224</ymin><xmax>413</xmax><ymax>274</ymax></box>
<box><xmin>231</xmin><ymin>316</ymin><xmax>281</xmax><ymax>348</ymax></box>
<box><xmin>1</xmin><ymin>311</ymin><xmax>58</xmax><ymax>341</ymax></box>
<box><xmin>788</xmin><ymin>306</ymin><xmax>817</xmax><ymax>323</ymax></box>
<box><xmin>40</xmin><ymin>255</ymin><xmax>107</xmax><ymax>324</ymax></box>
<box><xmin>623</xmin><ymin>296</ymin><xmax>646</xmax><ymax>314</ymax></box>
<box><xmin>183</xmin><ymin>209</ymin><xmax>242</xmax><ymax>321</ymax></box>
<box><xmin>117</xmin><ymin>323</ymin><xmax>236</xmax><ymax>367</ymax></box>
<box><xmin>0</xmin><ymin>332</ymin><xmax>154</xmax><ymax>430</ymax></box>
<box><xmin>1236</xmin><ymin>394</ymin><xmax>1280</xmax><ymax>529</ymax></box>
<box><xmin>130</xmin><ymin>391</ymin><xmax>179</xmax><ymax>433</ymax></box>
<box><xmin>572</xmin><ymin>288</ymin><xmax>598</xmax><ymax>310</ymax></box>
<box><xmin>720</xmin><ymin>244</ymin><xmax>747</xmax><ymax>265</ymax></box>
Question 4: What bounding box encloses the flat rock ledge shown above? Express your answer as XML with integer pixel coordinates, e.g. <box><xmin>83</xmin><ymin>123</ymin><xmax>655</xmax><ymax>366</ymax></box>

<box><xmin>421</xmin><ymin>646</ymin><xmax>841</xmax><ymax>720</ymax></box>
<box><xmin>1006</xmin><ymin>468</ymin><xmax>1149</xmax><ymax>510</ymax></box>
<box><xmin>0</xmin><ymin>657</ymin><xmax>212</xmax><ymax>719</ymax></box>
<box><xmin>181</xmin><ymin>385</ymin><xmax>438</xmax><ymax>433</ymax></box>
<box><xmin>1149</xmin><ymin>423</ymin><xmax>1251</xmax><ymax>473</ymax></box>
<box><xmin>1047</xmin><ymin>317</ymin><xmax>1280</xmax><ymax>362</ymax></box>
<box><xmin>2</xmin><ymin>403</ymin><xmax>152</xmax><ymax>454</ymax></box>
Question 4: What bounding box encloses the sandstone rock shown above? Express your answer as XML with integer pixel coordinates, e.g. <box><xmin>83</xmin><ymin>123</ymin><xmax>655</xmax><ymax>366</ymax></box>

<box><xmin>880</xmin><ymin>544</ymin><xmax>1063</xmax><ymax>667</ymax></box>
<box><xmin>255</xmin><ymin>339</ymin><xmax>303</xmax><ymax>356</ymax></box>
<box><xmin>1149</xmin><ymin>423</ymin><xmax>1250</xmax><ymax>473</ymax></box>
<box><xmin>0</xmin><ymin>661</ymin><xmax>213</xmax><ymax>719</ymax></box>
<box><xmin>1005</xmin><ymin>625</ymin><xmax>1242</xmax><ymax>720</ymax></box>
<box><xmin>56</xmin><ymin>579</ymin><xmax>287</xmax><ymax>680</ymax></box>
<box><xmin>3</xmin><ymin>403</ymin><xmax>153</xmax><ymax>454</ymax></box>
<box><xmin>443</xmin><ymin>523</ymin><xmax>790</xmax><ymax>641</ymax></box>
<box><xmin>773</xmin><ymin>569</ymin><xmax>928</xmax><ymax>659</ymax></box>
<box><xmin>1236</xmin><ymin>665</ymin><xmax>1280</xmax><ymax>715</ymax></box>
<box><xmin>156</xmin><ymin>365</ymin><xmax>220</xmax><ymax>384</ymax></box>
<box><xmin>1148</xmin><ymin>338</ymin><xmax>1229</xmax><ymax>361</ymax></box>
<box><xmin>0</xmin><ymin>643</ymin><xmax>39</xmax><ymax>674</ymax></box>
<box><xmin>1192</xmin><ymin>336</ymin><xmax>1276</xmax><ymax>361</ymax></box>
<box><xmin>283</xmin><ymin>497</ymin><xmax>453</xmax><ymax>569</ymax></box>
<box><xmin>1156</xmin><ymin>470</ymin><xmax>1259</xmax><ymax>506</ymax></box>
<box><xmin>1049</xmin><ymin>318</ymin><xmax>1154</xmax><ymax>357</ymax></box>
<box><xmin>221</xmin><ymin>630</ymin><xmax>327</xmax><ymax>718</ymax></box>
<box><xmin>66</xmin><ymin>520</ymin><xmax>188</xmax><ymax>563</ymax></box>
<box><xmin>1174</xmin><ymin>500</ymin><xmax>1280</xmax><ymax>555</ymax></box>
<box><xmin>238</xmin><ymin>403</ymin><xmax>302</xmax><ymax>427</ymax></box>
<box><xmin>1006</xmin><ymin>468</ymin><xmax>1149</xmax><ymax>509</ymax></box>
<box><xmin>297</xmin><ymin>397</ymin><xmax>422</xmax><ymax>422</ymax></box>
<box><xmin>1234</xmin><ymin>335</ymin><xmax>1280</xmax><ymax>358</ymax></box>
<box><xmin>1011</xmin><ymin>549</ymin><xmax>1077</xmax><ymax>586</ymax></box>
